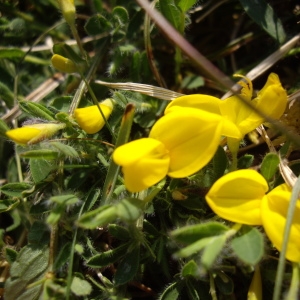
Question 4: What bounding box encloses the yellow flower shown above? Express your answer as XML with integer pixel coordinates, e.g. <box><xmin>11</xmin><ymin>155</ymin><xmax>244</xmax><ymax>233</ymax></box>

<box><xmin>74</xmin><ymin>99</ymin><xmax>114</xmax><ymax>134</ymax></box>
<box><xmin>6</xmin><ymin>122</ymin><xmax>66</xmax><ymax>145</ymax></box>
<box><xmin>205</xmin><ymin>169</ymin><xmax>268</xmax><ymax>225</ymax></box>
<box><xmin>166</xmin><ymin>73</ymin><xmax>287</xmax><ymax>141</ymax></box>
<box><xmin>262</xmin><ymin>184</ymin><xmax>300</xmax><ymax>262</ymax></box>
<box><xmin>205</xmin><ymin>169</ymin><xmax>300</xmax><ymax>262</ymax></box>
<box><xmin>113</xmin><ymin>107</ymin><xmax>223</xmax><ymax>192</ymax></box>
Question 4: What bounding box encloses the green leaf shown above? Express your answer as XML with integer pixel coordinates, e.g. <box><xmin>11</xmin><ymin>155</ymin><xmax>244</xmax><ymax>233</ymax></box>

<box><xmin>231</xmin><ymin>225</ymin><xmax>264</xmax><ymax>265</ymax></box>
<box><xmin>260</xmin><ymin>153</ymin><xmax>280</xmax><ymax>181</ymax></box>
<box><xmin>114</xmin><ymin>246</ymin><xmax>140</xmax><ymax>285</ymax></box>
<box><xmin>77</xmin><ymin>205</ymin><xmax>117</xmax><ymax>229</ymax></box>
<box><xmin>18</xmin><ymin>101</ymin><xmax>55</xmax><ymax>121</ymax></box>
<box><xmin>201</xmin><ymin>235</ymin><xmax>227</xmax><ymax>269</ymax></box>
<box><xmin>0</xmin><ymin>182</ymin><xmax>33</xmax><ymax>197</ymax></box>
<box><xmin>175</xmin><ymin>0</ymin><xmax>197</xmax><ymax>12</ymax></box>
<box><xmin>0</xmin><ymin>118</ymin><xmax>10</xmax><ymax>137</ymax></box>
<box><xmin>71</xmin><ymin>276</ymin><xmax>92</xmax><ymax>296</ymax></box>
<box><xmin>84</xmin><ymin>14</ymin><xmax>112</xmax><ymax>36</ymax></box>
<box><xmin>181</xmin><ymin>75</ymin><xmax>204</xmax><ymax>89</ymax></box>
<box><xmin>5</xmin><ymin>247</ymin><xmax>18</xmax><ymax>264</ymax></box>
<box><xmin>86</xmin><ymin>242</ymin><xmax>130</xmax><ymax>268</ymax></box>
<box><xmin>213</xmin><ymin>146</ymin><xmax>228</xmax><ymax>180</ymax></box>
<box><xmin>50</xmin><ymin>142</ymin><xmax>79</xmax><ymax>158</ymax></box>
<box><xmin>0</xmin><ymin>198</ymin><xmax>20</xmax><ymax>212</ymax></box>
<box><xmin>50</xmin><ymin>96</ymin><xmax>73</xmax><ymax>113</ymax></box>
<box><xmin>175</xmin><ymin>236</ymin><xmax>217</xmax><ymax>258</ymax></box>
<box><xmin>50</xmin><ymin>194</ymin><xmax>79</xmax><ymax>206</ymax></box>
<box><xmin>4</xmin><ymin>245</ymin><xmax>49</xmax><ymax>300</ymax></box>
<box><xmin>181</xmin><ymin>260</ymin><xmax>199</xmax><ymax>277</ymax></box>
<box><xmin>0</xmin><ymin>82</ymin><xmax>15</xmax><ymax>107</ymax></box>
<box><xmin>238</xmin><ymin>0</ymin><xmax>286</xmax><ymax>44</ymax></box>
<box><xmin>159</xmin><ymin>0</ymin><xmax>184</xmax><ymax>32</ymax></box>
<box><xmin>54</xmin><ymin>242</ymin><xmax>72</xmax><ymax>270</ymax></box>
<box><xmin>112</xmin><ymin>6</ymin><xmax>129</xmax><ymax>27</ymax></box>
<box><xmin>238</xmin><ymin>154</ymin><xmax>254</xmax><ymax>169</ymax></box>
<box><xmin>171</xmin><ymin>222</ymin><xmax>229</xmax><ymax>244</ymax></box>
<box><xmin>108</xmin><ymin>224</ymin><xmax>130</xmax><ymax>241</ymax></box>
<box><xmin>30</xmin><ymin>159</ymin><xmax>53</xmax><ymax>183</ymax></box>
<box><xmin>158</xmin><ymin>282</ymin><xmax>181</xmax><ymax>300</ymax></box>
<box><xmin>116</xmin><ymin>198</ymin><xmax>144</xmax><ymax>222</ymax></box>
<box><xmin>27</xmin><ymin>221</ymin><xmax>50</xmax><ymax>245</ymax></box>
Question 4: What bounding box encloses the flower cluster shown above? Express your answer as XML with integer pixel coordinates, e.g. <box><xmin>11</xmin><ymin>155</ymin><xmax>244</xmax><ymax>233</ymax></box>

<box><xmin>206</xmin><ymin>169</ymin><xmax>300</xmax><ymax>262</ymax></box>
<box><xmin>113</xmin><ymin>73</ymin><xmax>287</xmax><ymax>192</ymax></box>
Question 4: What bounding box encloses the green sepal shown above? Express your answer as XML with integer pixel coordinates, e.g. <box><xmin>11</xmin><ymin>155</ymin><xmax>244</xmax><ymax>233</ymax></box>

<box><xmin>20</xmin><ymin>149</ymin><xmax>59</xmax><ymax>159</ymax></box>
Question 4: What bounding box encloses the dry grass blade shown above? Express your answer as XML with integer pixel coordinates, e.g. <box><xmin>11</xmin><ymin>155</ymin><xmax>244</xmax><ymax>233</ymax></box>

<box><xmin>94</xmin><ymin>80</ymin><xmax>184</xmax><ymax>100</ymax></box>
<box><xmin>1</xmin><ymin>73</ymin><xmax>66</xmax><ymax>123</ymax></box>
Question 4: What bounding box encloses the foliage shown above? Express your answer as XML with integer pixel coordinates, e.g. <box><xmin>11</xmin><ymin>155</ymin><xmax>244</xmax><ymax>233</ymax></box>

<box><xmin>0</xmin><ymin>0</ymin><xmax>300</xmax><ymax>299</ymax></box>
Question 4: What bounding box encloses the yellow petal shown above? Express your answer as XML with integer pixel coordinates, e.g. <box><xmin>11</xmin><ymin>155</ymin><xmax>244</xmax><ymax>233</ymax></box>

<box><xmin>166</xmin><ymin>94</ymin><xmax>242</xmax><ymax>139</ymax></box>
<box><xmin>150</xmin><ymin>107</ymin><xmax>222</xmax><ymax>177</ymax></box>
<box><xmin>262</xmin><ymin>184</ymin><xmax>300</xmax><ymax>262</ymax></box>
<box><xmin>6</xmin><ymin>127</ymin><xmax>41</xmax><ymax>145</ymax></box>
<box><xmin>255</xmin><ymin>73</ymin><xmax>287</xmax><ymax>120</ymax></box>
<box><xmin>205</xmin><ymin>169</ymin><xmax>268</xmax><ymax>225</ymax></box>
<box><xmin>165</xmin><ymin>94</ymin><xmax>221</xmax><ymax>115</ymax></box>
<box><xmin>113</xmin><ymin>138</ymin><xmax>170</xmax><ymax>193</ymax></box>
<box><xmin>74</xmin><ymin>100</ymin><xmax>113</xmax><ymax>134</ymax></box>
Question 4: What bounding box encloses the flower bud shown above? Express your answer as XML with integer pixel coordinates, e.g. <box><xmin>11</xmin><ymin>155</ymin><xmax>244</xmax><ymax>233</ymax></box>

<box><xmin>51</xmin><ymin>54</ymin><xmax>77</xmax><ymax>73</ymax></box>
<box><xmin>57</xmin><ymin>0</ymin><xmax>76</xmax><ymax>26</ymax></box>
<box><xmin>6</xmin><ymin>122</ymin><xmax>66</xmax><ymax>145</ymax></box>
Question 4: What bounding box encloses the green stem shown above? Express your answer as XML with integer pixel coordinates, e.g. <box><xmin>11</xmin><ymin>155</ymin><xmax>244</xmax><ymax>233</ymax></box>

<box><xmin>209</xmin><ymin>272</ymin><xmax>218</xmax><ymax>300</ymax></box>
<box><xmin>68</xmin><ymin>39</ymin><xmax>108</xmax><ymax>115</ymax></box>
<box><xmin>227</xmin><ymin>137</ymin><xmax>240</xmax><ymax>172</ymax></box>
<box><xmin>286</xmin><ymin>263</ymin><xmax>300</xmax><ymax>300</ymax></box>
<box><xmin>273</xmin><ymin>175</ymin><xmax>300</xmax><ymax>300</ymax></box>
<box><xmin>101</xmin><ymin>104</ymin><xmax>135</xmax><ymax>205</ymax></box>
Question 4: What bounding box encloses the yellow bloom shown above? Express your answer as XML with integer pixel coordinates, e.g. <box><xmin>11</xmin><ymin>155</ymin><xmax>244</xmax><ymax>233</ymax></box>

<box><xmin>113</xmin><ymin>107</ymin><xmax>223</xmax><ymax>192</ymax></box>
<box><xmin>6</xmin><ymin>122</ymin><xmax>66</xmax><ymax>145</ymax></box>
<box><xmin>74</xmin><ymin>99</ymin><xmax>114</xmax><ymax>134</ymax></box>
<box><xmin>113</xmin><ymin>138</ymin><xmax>170</xmax><ymax>192</ymax></box>
<box><xmin>166</xmin><ymin>73</ymin><xmax>287</xmax><ymax>140</ymax></box>
<box><xmin>262</xmin><ymin>184</ymin><xmax>300</xmax><ymax>262</ymax></box>
<box><xmin>205</xmin><ymin>169</ymin><xmax>268</xmax><ymax>225</ymax></box>
<box><xmin>51</xmin><ymin>54</ymin><xmax>77</xmax><ymax>73</ymax></box>
<box><xmin>205</xmin><ymin>169</ymin><xmax>300</xmax><ymax>262</ymax></box>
